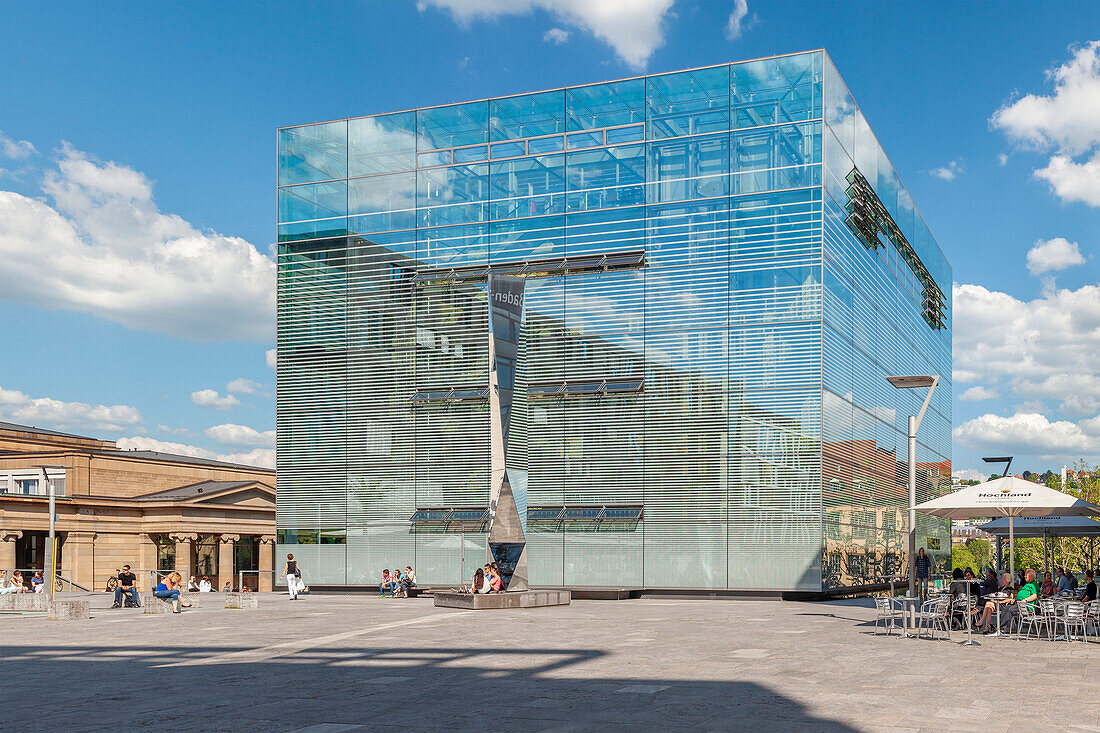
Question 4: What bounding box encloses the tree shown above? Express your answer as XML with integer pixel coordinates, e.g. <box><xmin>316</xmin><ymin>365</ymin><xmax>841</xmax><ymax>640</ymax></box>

<box><xmin>965</xmin><ymin>538</ymin><xmax>992</xmax><ymax>571</ymax></box>
<box><xmin>952</xmin><ymin>545</ymin><xmax>976</xmax><ymax>574</ymax></box>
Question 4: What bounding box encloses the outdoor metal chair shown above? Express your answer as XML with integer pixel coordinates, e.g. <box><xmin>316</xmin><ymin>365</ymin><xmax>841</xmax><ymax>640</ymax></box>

<box><xmin>873</xmin><ymin>596</ymin><xmax>901</xmax><ymax>637</ymax></box>
<box><xmin>1055</xmin><ymin>601</ymin><xmax>1088</xmax><ymax>643</ymax></box>
<box><xmin>1038</xmin><ymin>598</ymin><xmax>1060</xmax><ymax>640</ymax></box>
<box><xmin>1016</xmin><ymin>599</ymin><xmax>1047</xmax><ymax>641</ymax></box>
<box><xmin>951</xmin><ymin>595</ymin><xmax>977</xmax><ymax>631</ymax></box>
<box><xmin>916</xmin><ymin>596</ymin><xmax>951</xmax><ymax>640</ymax></box>
<box><xmin>1085</xmin><ymin>600</ymin><xmax>1100</xmax><ymax>642</ymax></box>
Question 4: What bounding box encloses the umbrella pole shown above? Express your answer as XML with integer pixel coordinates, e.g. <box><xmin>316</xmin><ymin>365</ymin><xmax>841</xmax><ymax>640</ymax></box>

<box><xmin>1009</xmin><ymin>516</ymin><xmax>1015</xmax><ymax>581</ymax></box>
<box><xmin>1043</xmin><ymin>534</ymin><xmax>1049</xmax><ymax>574</ymax></box>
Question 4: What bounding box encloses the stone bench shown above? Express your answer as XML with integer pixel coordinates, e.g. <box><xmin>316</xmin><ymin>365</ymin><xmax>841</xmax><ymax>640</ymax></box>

<box><xmin>140</xmin><ymin>592</ymin><xmax>201</xmax><ymax>613</ymax></box>
<box><xmin>0</xmin><ymin>593</ymin><xmax>47</xmax><ymax>611</ymax></box>
<box><xmin>224</xmin><ymin>592</ymin><xmax>258</xmax><ymax>609</ymax></box>
<box><xmin>47</xmin><ymin>600</ymin><xmax>89</xmax><ymax>620</ymax></box>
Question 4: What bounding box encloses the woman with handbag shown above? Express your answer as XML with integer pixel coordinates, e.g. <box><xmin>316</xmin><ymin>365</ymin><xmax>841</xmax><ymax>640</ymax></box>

<box><xmin>284</xmin><ymin>554</ymin><xmax>303</xmax><ymax>601</ymax></box>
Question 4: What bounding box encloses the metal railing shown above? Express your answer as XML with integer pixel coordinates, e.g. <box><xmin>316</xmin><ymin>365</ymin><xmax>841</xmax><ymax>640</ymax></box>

<box><xmin>1</xmin><ymin>568</ymin><xmax>90</xmax><ymax>593</ymax></box>
<box><xmin>237</xmin><ymin>570</ymin><xmax>277</xmax><ymax>592</ymax></box>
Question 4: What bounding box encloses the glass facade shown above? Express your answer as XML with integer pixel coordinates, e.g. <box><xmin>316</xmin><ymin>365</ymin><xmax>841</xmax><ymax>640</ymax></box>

<box><xmin>275</xmin><ymin>51</ymin><xmax>952</xmax><ymax>592</ymax></box>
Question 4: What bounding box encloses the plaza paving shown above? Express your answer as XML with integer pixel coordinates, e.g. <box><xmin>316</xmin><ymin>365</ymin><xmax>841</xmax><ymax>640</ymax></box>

<box><xmin>4</xmin><ymin>591</ymin><xmax>1100</xmax><ymax>732</ymax></box>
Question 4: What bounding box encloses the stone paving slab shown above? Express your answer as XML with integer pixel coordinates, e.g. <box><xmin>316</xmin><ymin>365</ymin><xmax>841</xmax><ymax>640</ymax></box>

<box><xmin>3</xmin><ymin>593</ymin><xmax>1100</xmax><ymax>731</ymax></box>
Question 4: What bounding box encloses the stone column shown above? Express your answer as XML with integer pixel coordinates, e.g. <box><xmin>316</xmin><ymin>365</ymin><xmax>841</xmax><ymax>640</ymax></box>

<box><xmin>138</xmin><ymin>533</ymin><xmax>159</xmax><ymax>587</ymax></box>
<box><xmin>169</xmin><ymin>533</ymin><xmax>197</xmax><ymax>581</ymax></box>
<box><xmin>62</xmin><ymin>532</ymin><xmax>96</xmax><ymax>590</ymax></box>
<box><xmin>258</xmin><ymin>535</ymin><xmax>276</xmax><ymax>592</ymax></box>
<box><xmin>218</xmin><ymin>535</ymin><xmax>238</xmax><ymax>591</ymax></box>
<box><xmin>0</xmin><ymin>530</ymin><xmax>22</xmax><ymax>580</ymax></box>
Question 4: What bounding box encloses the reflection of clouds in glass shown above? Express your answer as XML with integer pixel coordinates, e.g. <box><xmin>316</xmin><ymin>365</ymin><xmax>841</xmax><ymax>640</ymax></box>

<box><xmin>349</xmin><ymin>114</ymin><xmax>417</xmax><ymax>177</ymax></box>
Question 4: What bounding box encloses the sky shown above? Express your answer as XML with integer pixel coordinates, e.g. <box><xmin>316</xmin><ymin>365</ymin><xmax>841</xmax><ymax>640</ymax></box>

<box><xmin>0</xmin><ymin>0</ymin><xmax>1097</xmax><ymax>476</ymax></box>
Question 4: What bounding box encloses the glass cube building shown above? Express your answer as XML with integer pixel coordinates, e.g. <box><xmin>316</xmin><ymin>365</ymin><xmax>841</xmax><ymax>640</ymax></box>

<box><xmin>275</xmin><ymin>50</ymin><xmax>952</xmax><ymax>594</ymax></box>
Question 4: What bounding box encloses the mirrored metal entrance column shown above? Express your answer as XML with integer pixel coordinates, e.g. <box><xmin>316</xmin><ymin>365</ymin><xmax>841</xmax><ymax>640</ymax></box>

<box><xmin>487</xmin><ymin>274</ymin><xmax>528</xmax><ymax>591</ymax></box>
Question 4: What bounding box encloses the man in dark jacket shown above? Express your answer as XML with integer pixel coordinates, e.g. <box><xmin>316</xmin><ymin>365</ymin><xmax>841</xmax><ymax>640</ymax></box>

<box><xmin>914</xmin><ymin>547</ymin><xmax>933</xmax><ymax>598</ymax></box>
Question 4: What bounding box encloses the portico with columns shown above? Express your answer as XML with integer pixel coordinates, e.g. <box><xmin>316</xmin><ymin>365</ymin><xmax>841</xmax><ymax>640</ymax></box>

<box><xmin>0</xmin><ymin>420</ymin><xmax>275</xmax><ymax>592</ymax></box>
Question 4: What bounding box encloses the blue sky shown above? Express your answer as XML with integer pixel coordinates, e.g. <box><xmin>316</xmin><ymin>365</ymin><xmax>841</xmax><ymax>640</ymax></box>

<box><xmin>0</xmin><ymin>1</ymin><xmax>1097</xmax><ymax>475</ymax></box>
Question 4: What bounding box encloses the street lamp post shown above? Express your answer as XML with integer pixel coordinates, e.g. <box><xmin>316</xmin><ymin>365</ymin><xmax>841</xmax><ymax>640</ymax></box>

<box><xmin>35</xmin><ymin>464</ymin><xmax>64</xmax><ymax>598</ymax></box>
<box><xmin>885</xmin><ymin>375</ymin><xmax>940</xmax><ymax>606</ymax></box>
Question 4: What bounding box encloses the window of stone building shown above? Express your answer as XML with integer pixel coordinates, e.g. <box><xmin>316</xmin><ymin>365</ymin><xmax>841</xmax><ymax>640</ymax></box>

<box><xmin>193</xmin><ymin>535</ymin><xmax>219</xmax><ymax>577</ymax></box>
<box><xmin>234</xmin><ymin>536</ymin><xmax>259</xmax><ymax>576</ymax></box>
<box><xmin>155</xmin><ymin>535</ymin><xmax>175</xmax><ymax>572</ymax></box>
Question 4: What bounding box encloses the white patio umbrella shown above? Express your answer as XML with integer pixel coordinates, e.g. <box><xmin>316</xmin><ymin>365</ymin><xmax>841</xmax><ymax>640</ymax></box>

<box><xmin>912</xmin><ymin>476</ymin><xmax>1100</xmax><ymax>577</ymax></box>
<box><xmin>977</xmin><ymin>515</ymin><xmax>1100</xmax><ymax>574</ymax></box>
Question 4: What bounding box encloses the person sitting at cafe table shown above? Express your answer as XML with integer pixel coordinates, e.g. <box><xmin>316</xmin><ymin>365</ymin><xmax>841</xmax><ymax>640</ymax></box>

<box><xmin>992</xmin><ymin>569</ymin><xmax>1039</xmax><ymax>634</ymax></box>
<box><xmin>1056</xmin><ymin>568</ymin><xmax>1073</xmax><ymax>594</ymax></box>
<box><xmin>976</xmin><ymin>573</ymin><xmax>1016</xmax><ymax>633</ymax></box>
<box><xmin>1040</xmin><ymin>571</ymin><xmax>1056</xmax><ymax>597</ymax></box>
<box><xmin>1079</xmin><ymin>569</ymin><xmax>1096</xmax><ymax>602</ymax></box>
<box><xmin>979</xmin><ymin>568</ymin><xmax>998</xmax><ymax>601</ymax></box>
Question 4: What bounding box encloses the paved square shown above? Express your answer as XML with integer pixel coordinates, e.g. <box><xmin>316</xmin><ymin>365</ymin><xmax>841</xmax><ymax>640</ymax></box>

<box><xmin>5</xmin><ymin>592</ymin><xmax>1100</xmax><ymax>731</ymax></box>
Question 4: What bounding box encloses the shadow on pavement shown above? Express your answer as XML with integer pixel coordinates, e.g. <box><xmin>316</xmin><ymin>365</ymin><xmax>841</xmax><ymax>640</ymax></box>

<box><xmin>5</xmin><ymin>643</ymin><xmax>860</xmax><ymax>731</ymax></box>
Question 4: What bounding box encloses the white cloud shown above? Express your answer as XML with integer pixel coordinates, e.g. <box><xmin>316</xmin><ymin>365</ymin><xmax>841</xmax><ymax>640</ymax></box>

<box><xmin>1033</xmin><ymin>152</ymin><xmax>1100</xmax><ymax>207</ymax></box>
<box><xmin>992</xmin><ymin>41</ymin><xmax>1100</xmax><ymax>156</ymax></box>
<box><xmin>0</xmin><ymin>385</ymin><xmax>142</xmax><ymax>433</ymax></box>
<box><xmin>953</xmin><ymin>282</ymin><xmax>1100</xmax><ymax>417</ymax></box>
<box><xmin>227</xmin><ymin>378</ymin><xmax>263</xmax><ymax>395</ymax></box>
<box><xmin>953</xmin><ymin>411</ymin><xmax>1099</xmax><ymax>461</ymax></box>
<box><xmin>929</xmin><ymin>159</ymin><xmax>963</xmax><ymax>181</ymax></box>
<box><xmin>190</xmin><ymin>389</ymin><xmax>240</xmax><ymax>411</ymax></box>
<box><xmin>725</xmin><ymin>0</ymin><xmax>752</xmax><ymax>40</ymax></box>
<box><xmin>952</xmin><ymin>468</ymin><xmax>989</xmax><ymax>482</ymax></box>
<box><xmin>0</xmin><ymin>144</ymin><xmax>275</xmax><ymax>342</ymax></box>
<box><xmin>959</xmin><ymin>386</ymin><xmax>999</xmax><ymax>402</ymax></box>
<box><xmin>416</xmin><ymin>0</ymin><xmax>676</xmax><ymax>69</ymax></box>
<box><xmin>266</xmin><ymin>348</ymin><xmax>277</xmax><ymax>370</ymax></box>
<box><xmin>0</xmin><ymin>131</ymin><xmax>36</xmax><ymax>159</ymax></box>
<box><xmin>157</xmin><ymin>425</ymin><xmax>194</xmax><ymax>436</ymax></box>
<box><xmin>997</xmin><ymin>152</ymin><xmax>1009</xmax><ymax>166</ymax></box>
<box><xmin>116</xmin><ymin>436</ymin><xmax>275</xmax><ymax>469</ymax></box>
<box><xmin>992</xmin><ymin>42</ymin><xmax>1100</xmax><ymax>208</ymax></box>
<box><xmin>205</xmin><ymin>422</ymin><xmax>275</xmax><ymax>448</ymax></box>
<box><xmin>1026</xmin><ymin>237</ymin><xmax>1086</xmax><ymax>275</ymax></box>
<box><xmin>543</xmin><ymin>27</ymin><xmax>569</xmax><ymax>44</ymax></box>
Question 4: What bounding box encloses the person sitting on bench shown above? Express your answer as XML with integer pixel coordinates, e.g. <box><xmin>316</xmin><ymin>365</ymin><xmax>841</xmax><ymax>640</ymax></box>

<box><xmin>111</xmin><ymin>565</ymin><xmax>141</xmax><ymax>608</ymax></box>
<box><xmin>154</xmin><ymin>572</ymin><xmax>192</xmax><ymax>613</ymax></box>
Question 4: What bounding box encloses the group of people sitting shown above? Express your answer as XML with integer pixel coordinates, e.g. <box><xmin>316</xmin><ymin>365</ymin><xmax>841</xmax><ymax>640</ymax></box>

<box><xmin>949</xmin><ymin>565</ymin><xmax>1097</xmax><ymax>634</ymax></box>
<box><xmin>185</xmin><ymin>575</ymin><xmax>232</xmax><ymax>593</ymax></box>
<box><xmin>379</xmin><ymin>566</ymin><xmax>416</xmax><ymax>597</ymax></box>
<box><xmin>0</xmin><ymin>571</ymin><xmax>45</xmax><ymax>594</ymax></box>
<box><xmin>468</xmin><ymin>563</ymin><xmax>505</xmax><ymax>594</ymax></box>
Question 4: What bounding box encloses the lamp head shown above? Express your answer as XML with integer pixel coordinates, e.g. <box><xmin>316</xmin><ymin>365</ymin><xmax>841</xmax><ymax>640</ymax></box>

<box><xmin>886</xmin><ymin>375</ymin><xmax>937</xmax><ymax>389</ymax></box>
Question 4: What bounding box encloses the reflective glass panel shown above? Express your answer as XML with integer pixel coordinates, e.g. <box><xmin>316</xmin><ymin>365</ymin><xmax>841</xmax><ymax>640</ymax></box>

<box><xmin>453</xmin><ymin>145</ymin><xmax>488</xmax><ymax>163</ymax></box>
<box><xmin>566</xmin><ymin>144</ymin><xmax>645</xmax><ymax>211</ymax></box>
<box><xmin>528</xmin><ymin>136</ymin><xmax>564</xmax><ymax>154</ymax></box>
<box><xmin>279</xmin><ymin>121</ymin><xmax>347</xmax><ymax>185</ymax></box>
<box><xmin>490</xmin><ymin>141</ymin><xmax>526</xmax><ymax>159</ymax></box>
<box><xmin>647</xmin><ymin>66</ymin><xmax>730</xmax><ymax>139</ymax></box>
<box><xmin>489</xmin><ymin>154</ymin><xmax>565</xmax><ymax>220</ymax></box>
<box><xmin>567</xmin><ymin>131</ymin><xmax>603</xmax><ymax>150</ymax></box>
<box><xmin>567</xmin><ymin>78</ymin><xmax>646</xmax><ymax>131</ymax></box>
<box><xmin>417</xmin><ymin>164</ymin><xmax>489</xmax><ymax>227</ymax></box>
<box><xmin>646</xmin><ymin>132</ymin><xmax>730</xmax><ymax>204</ymax></box>
<box><xmin>731</xmin><ymin>52</ymin><xmax>822</xmax><ymax>128</ymax></box>
<box><xmin>490</xmin><ymin>89</ymin><xmax>565</xmax><ymax>140</ymax></box>
<box><xmin>348</xmin><ymin>172</ymin><xmax>416</xmax><ymax>233</ymax></box>
<box><xmin>348</xmin><ymin>112</ymin><xmax>416</xmax><ymax>177</ymax></box>
<box><xmin>278</xmin><ymin>180</ymin><xmax>348</xmax><ymax>222</ymax></box>
<box><xmin>417</xmin><ymin>101</ymin><xmax>489</xmax><ymax>150</ymax></box>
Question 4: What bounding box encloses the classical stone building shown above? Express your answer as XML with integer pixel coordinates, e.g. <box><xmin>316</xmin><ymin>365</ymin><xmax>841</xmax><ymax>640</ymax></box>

<box><xmin>0</xmin><ymin>421</ymin><xmax>275</xmax><ymax>592</ymax></box>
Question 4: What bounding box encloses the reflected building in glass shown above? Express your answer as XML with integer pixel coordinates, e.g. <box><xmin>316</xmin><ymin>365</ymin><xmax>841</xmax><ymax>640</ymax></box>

<box><xmin>275</xmin><ymin>50</ymin><xmax>952</xmax><ymax>594</ymax></box>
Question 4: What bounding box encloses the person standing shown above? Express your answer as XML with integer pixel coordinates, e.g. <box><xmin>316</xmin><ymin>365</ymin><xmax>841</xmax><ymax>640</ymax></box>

<box><xmin>914</xmin><ymin>547</ymin><xmax>932</xmax><ymax>599</ymax></box>
<box><xmin>284</xmin><ymin>554</ymin><xmax>302</xmax><ymax>600</ymax></box>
